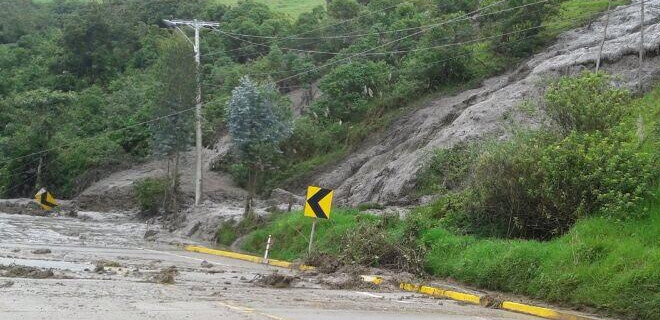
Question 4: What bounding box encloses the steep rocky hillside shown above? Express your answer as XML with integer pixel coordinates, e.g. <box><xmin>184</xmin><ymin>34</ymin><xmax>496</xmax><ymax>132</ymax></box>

<box><xmin>309</xmin><ymin>0</ymin><xmax>660</xmax><ymax>206</ymax></box>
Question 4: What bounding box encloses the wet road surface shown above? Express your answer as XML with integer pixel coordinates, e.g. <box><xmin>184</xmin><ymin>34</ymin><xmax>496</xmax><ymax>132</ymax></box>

<box><xmin>0</xmin><ymin>211</ymin><xmax>540</xmax><ymax>320</ymax></box>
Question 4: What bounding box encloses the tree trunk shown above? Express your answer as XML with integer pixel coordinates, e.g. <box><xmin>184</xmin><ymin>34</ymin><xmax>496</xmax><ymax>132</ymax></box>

<box><xmin>244</xmin><ymin>164</ymin><xmax>257</xmax><ymax>219</ymax></box>
<box><xmin>171</xmin><ymin>152</ymin><xmax>180</xmax><ymax>214</ymax></box>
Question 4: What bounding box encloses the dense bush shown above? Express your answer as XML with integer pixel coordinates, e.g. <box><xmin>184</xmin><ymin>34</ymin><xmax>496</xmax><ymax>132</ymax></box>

<box><xmin>313</xmin><ymin>60</ymin><xmax>392</xmax><ymax>122</ymax></box>
<box><xmin>133</xmin><ymin>177</ymin><xmax>169</xmax><ymax>217</ymax></box>
<box><xmin>470</xmin><ymin>128</ymin><xmax>656</xmax><ymax>239</ymax></box>
<box><xmin>416</xmin><ymin>141</ymin><xmax>479</xmax><ymax>195</ymax></box>
<box><xmin>436</xmin><ymin>73</ymin><xmax>658</xmax><ymax>239</ymax></box>
<box><xmin>545</xmin><ymin>72</ymin><xmax>631</xmax><ymax>133</ymax></box>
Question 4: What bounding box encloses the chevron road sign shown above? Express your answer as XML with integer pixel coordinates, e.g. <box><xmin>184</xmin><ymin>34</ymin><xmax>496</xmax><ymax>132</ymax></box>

<box><xmin>34</xmin><ymin>188</ymin><xmax>57</xmax><ymax>211</ymax></box>
<box><xmin>303</xmin><ymin>186</ymin><xmax>333</xmax><ymax>220</ymax></box>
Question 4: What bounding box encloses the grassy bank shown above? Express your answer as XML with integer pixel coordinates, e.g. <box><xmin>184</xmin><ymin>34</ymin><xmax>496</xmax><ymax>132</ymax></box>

<box><xmin>242</xmin><ymin>195</ymin><xmax>660</xmax><ymax>319</ymax></box>
<box><xmin>215</xmin><ymin>0</ymin><xmax>324</xmax><ymax>16</ymax></box>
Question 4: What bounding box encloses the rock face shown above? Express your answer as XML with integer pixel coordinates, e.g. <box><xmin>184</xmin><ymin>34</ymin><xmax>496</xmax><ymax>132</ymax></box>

<box><xmin>309</xmin><ymin>1</ymin><xmax>660</xmax><ymax>206</ymax></box>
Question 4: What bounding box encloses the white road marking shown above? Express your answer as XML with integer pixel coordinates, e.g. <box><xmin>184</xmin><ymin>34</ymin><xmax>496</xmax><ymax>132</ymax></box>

<box><xmin>355</xmin><ymin>291</ymin><xmax>384</xmax><ymax>299</ymax></box>
<box><xmin>217</xmin><ymin>301</ymin><xmax>289</xmax><ymax>320</ymax></box>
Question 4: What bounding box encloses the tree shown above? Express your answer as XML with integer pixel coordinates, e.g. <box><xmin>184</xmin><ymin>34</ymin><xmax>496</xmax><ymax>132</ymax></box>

<box><xmin>227</xmin><ymin>76</ymin><xmax>292</xmax><ymax>218</ymax></box>
<box><xmin>327</xmin><ymin>0</ymin><xmax>362</xmax><ymax>20</ymax></box>
<box><xmin>0</xmin><ymin>89</ymin><xmax>74</xmax><ymax>197</ymax></box>
<box><xmin>314</xmin><ymin>60</ymin><xmax>392</xmax><ymax>121</ymax></box>
<box><xmin>484</xmin><ymin>0</ymin><xmax>559</xmax><ymax>57</ymax></box>
<box><xmin>59</xmin><ymin>2</ymin><xmax>140</xmax><ymax>85</ymax></box>
<box><xmin>149</xmin><ymin>37</ymin><xmax>196</xmax><ymax>214</ymax></box>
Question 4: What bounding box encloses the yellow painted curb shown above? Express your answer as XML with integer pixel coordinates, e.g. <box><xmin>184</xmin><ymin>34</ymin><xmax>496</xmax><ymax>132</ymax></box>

<box><xmin>184</xmin><ymin>245</ymin><xmax>315</xmax><ymax>271</ymax></box>
<box><xmin>360</xmin><ymin>275</ymin><xmax>383</xmax><ymax>285</ymax></box>
<box><xmin>400</xmin><ymin>282</ymin><xmax>598</xmax><ymax>320</ymax></box>
<box><xmin>400</xmin><ymin>282</ymin><xmax>481</xmax><ymax>305</ymax></box>
<box><xmin>500</xmin><ymin>301</ymin><xmax>597</xmax><ymax>320</ymax></box>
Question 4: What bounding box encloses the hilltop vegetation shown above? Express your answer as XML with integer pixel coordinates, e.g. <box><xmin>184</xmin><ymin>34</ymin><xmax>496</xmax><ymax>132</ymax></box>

<box><xmin>1</xmin><ymin>0</ymin><xmax>613</xmax><ymax>198</ymax></box>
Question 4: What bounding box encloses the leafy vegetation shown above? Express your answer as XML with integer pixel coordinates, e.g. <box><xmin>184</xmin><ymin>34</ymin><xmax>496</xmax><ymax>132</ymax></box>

<box><xmin>133</xmin><ymin>176</ymin><xmax>170</xmax><ymax>217</ymax></box>
<box><xmin>1</xmin><ymin>0</ymin><xmax>592</xmax><ymax>199</ymax></box>
<box><xmin>227</xmin><ymin>76</ymin><xmax>292</xmax><ymax>216</ymax></box>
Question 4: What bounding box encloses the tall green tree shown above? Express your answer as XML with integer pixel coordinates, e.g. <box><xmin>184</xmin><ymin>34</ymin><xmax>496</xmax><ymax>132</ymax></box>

<box><xmin>227</xmin><ymin>76</ymin><xmax>292</xmax><ymax>217</ymax></box>
<box><xmin>0</xmin><ymin>89</ymin><xmax>74</xmax><ymax>197</ymax></box>
<box><xmin>149</xmin><ymin>37</ymin><xmax>196</xmax><ymax>214</ymax></box>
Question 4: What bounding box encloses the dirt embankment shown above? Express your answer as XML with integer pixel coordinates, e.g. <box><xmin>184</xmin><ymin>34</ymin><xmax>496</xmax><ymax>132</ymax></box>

<box><xmin>75</xmin><ymin>137</ymin><xmax>246</xmax><ymax>212</ymax></box>
<box><xmin>305</xmin><ymin>0</ymin><xmax>660</xmax><ymax>206</ymax></box>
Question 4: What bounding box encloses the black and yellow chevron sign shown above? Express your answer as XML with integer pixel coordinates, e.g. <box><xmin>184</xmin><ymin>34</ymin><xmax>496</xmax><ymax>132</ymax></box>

<box><xmin>303</xmin><ymin>186</ymin><xmax>333</xmax><ymax>219</ymax></box>
<box><xmin>34</xmin><ymin>188</ymin><xmax>57</xmax><ymax>211</ymax></box>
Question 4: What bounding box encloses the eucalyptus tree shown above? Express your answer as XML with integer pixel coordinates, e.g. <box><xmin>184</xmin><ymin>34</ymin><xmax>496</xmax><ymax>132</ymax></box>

<box><xmin>227</xmin><ymin>76</ymin><xmax>292</xmax><ymax>218</ymax></box>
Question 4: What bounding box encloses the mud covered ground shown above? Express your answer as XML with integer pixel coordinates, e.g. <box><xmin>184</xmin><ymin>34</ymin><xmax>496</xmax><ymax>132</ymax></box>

<box><xmin>0</xmin><ymin>211</ymin><xmax>541</xmax><ymax>320</ymax></box>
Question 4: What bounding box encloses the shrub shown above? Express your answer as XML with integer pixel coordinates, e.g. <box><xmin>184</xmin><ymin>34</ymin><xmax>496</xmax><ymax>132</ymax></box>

<box><xmin>468</xmin><ymin>128</ymin><xmax>657</xmax><ymax>239</ymax></box>
<box><xmin>416</xmin><ymin>141</ymin><xmax>479</xmax><ymax>195</ymax></box>
<box><xmin>215</xmin><ymin>220</ymin><xmax>238</xmax><ymax>246</ymax></box>
<box><xmin>338</xmin><ymin>217</ymin><xmax>424</xmax><ymax>273</ymax></box>
<box><xmin>313</xmin><ymin>60</ymin><xmax>392</xmax><ymax>122</ymax></box>
<box><xmin>215</xmin><ymin>214</ymin><xmax>268</xmax><ymax>246</ymax></box>
<box><xmin>133</xmin><ymin>176</ymin><xmax>169</xmax><ymax>217</ymax></box>
<box><xmin>545</xmin><ymin>72</ymin><xmax>631</xmax><ymax>133</ymax></box>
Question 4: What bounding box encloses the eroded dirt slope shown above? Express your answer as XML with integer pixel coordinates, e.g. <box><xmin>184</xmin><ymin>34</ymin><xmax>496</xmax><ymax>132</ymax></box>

<box><xmin>310</xmin><ymin>1</ymin><xmax>660</xmax><ymax>206</ymax></box>
<box><xmin>76</xmin><ymin>136</ymin><xmax>246</xmax><ymax>211</ymax></box>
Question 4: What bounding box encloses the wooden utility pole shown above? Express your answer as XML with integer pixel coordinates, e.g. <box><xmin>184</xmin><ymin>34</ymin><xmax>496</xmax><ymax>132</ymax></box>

<box><xmin>596</xmin><ymin>0</ymin><xmax>611</xmax><ymax>72</ymax></box>
<box><xmin>638</xmin><ymin>0</ymin><xmax>645</xmax><ymax>85</ymax></box>
<box><xmin>162</xmin><ymin>19</ymin><xmax>220</xmax><ymax>206</ymax></box>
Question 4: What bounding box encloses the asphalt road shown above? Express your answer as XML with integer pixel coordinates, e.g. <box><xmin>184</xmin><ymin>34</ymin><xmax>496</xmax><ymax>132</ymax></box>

<box><xmin>0</xmin><ymin>211</ymin><xmax>540</xmax><ymax>320</ymax></box>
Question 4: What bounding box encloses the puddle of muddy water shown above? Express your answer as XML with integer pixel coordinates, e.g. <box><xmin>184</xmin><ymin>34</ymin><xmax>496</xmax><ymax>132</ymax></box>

<box><xmin>0</xmin><ymin>212</ymin><xmax>150</xmax><ymax>248</ymax></box>
<box><xmin>0</xmin><ymin>257</ymin><xmax>93</xmax><ymax>272</ymax></box>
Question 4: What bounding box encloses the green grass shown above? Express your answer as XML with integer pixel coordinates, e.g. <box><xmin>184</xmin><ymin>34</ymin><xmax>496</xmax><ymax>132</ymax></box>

<box><xmin>242</xmin><ymin>194</ymin><xmax>660</xmax><ymax>319</ymax></box>
<box><xmin>422</xmin><ymin>193</ymin><xmax>660</xmax><ymax>320</ymax></box>
<box><xmin>215</xmin><ymin>0</ymin><xmax>324</xmax><ymax>17</ymax></box>
<box><xmin>242</xmin><ymin>209</ymin><xmax>377</xmax><ymax>261</ymax></box>
<box><xmin>544</xmin><ymin>0</ymin><xmax>630</xmax><ymax>35</ymax></box>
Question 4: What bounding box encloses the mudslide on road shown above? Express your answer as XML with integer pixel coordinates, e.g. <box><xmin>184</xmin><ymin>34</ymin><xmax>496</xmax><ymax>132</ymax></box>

<box><xmin>310</xmin><ymin>0</ymin><xmax>660</xmax><ymax>206</ymax></box>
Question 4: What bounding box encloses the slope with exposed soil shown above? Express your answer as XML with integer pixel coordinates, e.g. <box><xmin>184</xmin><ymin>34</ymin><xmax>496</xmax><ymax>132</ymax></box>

<box><xmin>308</xmin><ymin>0</ymin><xmax>660</xmax><ymax>206</ymax></box>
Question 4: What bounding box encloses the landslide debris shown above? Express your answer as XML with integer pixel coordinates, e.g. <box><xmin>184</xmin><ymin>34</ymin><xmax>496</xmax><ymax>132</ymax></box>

<box><xmin>309</xmin><ymin>0</ymin><xmax>660</xmax><ymax>206</ymax></box>
<box><xmin>255</xmin><ymin>272</ymin><xmax>297</xmax><ymax>288</ymax></box>
<box><xmin>31</xmin><ymin>248</ymin><xmax>52</xmax><ymax>254</ymax></box>
<box><xmin>0</xmin><ymin>264</ymin><xmax>56</xmax><ymax>279</ymax></box>
<box><xmin>151</xmin><ymin>266</ymin><xmax>179</xmax><ymax>284</ymax></box>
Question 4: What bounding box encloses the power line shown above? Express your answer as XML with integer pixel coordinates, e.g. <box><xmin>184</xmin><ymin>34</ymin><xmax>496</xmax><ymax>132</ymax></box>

<box><xmin>270</xmin><ymin>0</ymin><xmax>519</xmax><ymax>86</ymax></box>
<box><xmin>212</xmin><ymin>0</ymin><xmax>518</xmax><ymax>41</ymax></box>
<box><xmin>204</xmin><ymin>0</ymin><xmax>522</xmax><ymax>58</ymax></box>
<box><xmin>202</xmin><ymin>3</ymin><xmax>401</xmax><ymax>57</ymax></box>
<box><xmin>0</xmin><ymin>105</ymin><xmax>201</xmax><ymax>166</ymax></box>
<box><xmin>201</xmin><ymin>4</ymin><xmax>635</xmax><ymax>91</ymax></box>
<box><xmin>0</xmin><ymin>1</ymin><xmax>640</xmax><ymax>176</ymax></box>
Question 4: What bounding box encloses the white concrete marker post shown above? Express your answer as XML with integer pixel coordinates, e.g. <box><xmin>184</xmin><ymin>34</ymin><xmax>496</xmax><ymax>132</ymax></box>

<box><xmin>263</xmin><ymin>235</ymin><xmax>272</xmax><ymax>263</ymax></box>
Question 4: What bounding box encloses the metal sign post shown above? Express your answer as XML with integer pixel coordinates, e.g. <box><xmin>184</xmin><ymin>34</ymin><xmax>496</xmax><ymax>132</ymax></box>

<box><xmin>308</xmin><ymin>219</ymin><xmax>317</xmax><ymax>254</ymax></box>
<box><xmin>303</xmin><ymin>185</ymin><xmax>333</xmax><ymax>255</ymax></box>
